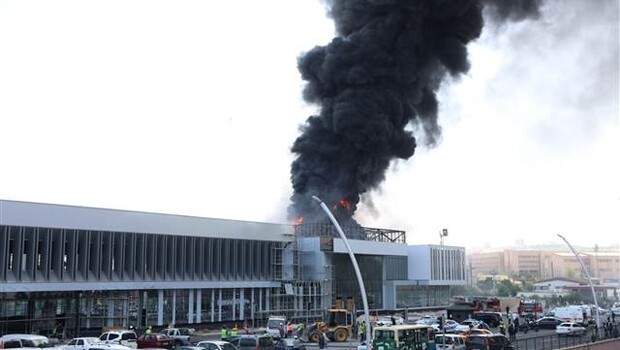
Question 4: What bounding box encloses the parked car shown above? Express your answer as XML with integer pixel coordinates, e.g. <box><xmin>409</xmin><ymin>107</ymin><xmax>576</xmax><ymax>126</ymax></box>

<box><xmin>0</xmin><ymin>334</ymin><xmax>50</xmax><ymax>349</ymax></box>
<box><xmin>467</xmin><ymin>329</ymin><xmax>493</xmax><ymax>336</ymax></box>
<box><xmin>453</xmin><ymin>321</ymin><xmax>476</xmax><ymax>334</ymax></box>
<box><xmin>472</xmin><ymin>312</ymin><xmax>503</xmax><ymax>328</ymax></box>
<box><xmin>177</xmin><ymin>347</ymin><xmax>204</xmax><ymax>350</ymax></box>
<box><xmin>99</xmin><ymin>331</ymin><xmax>137</xmax><ymax>349</ymax></box>
<box><xmin>534</xmin><ymin>317</ymin><xmax>563</xmax><ymax>330</ymax></box>
<box><xmin>232</xmin><ymin>335</ymin><xmax>274</xmax><ymax>350</ymax></box>
<box><xmin>274</xmin><ymin>338</ymin><xmax>306</xmax><ymax>350</ymax></box>
<box><xmin>555</xmin><ymin>323</ymin><xmax>586</xmax><ymax>336</ymax></box>
<box><xmin>443</xmin><ymin>320</ymin><xmax>462</xmax><ymax>333</ymax></box>
<box><xmin>415</xmin><ymin>315</ymin><xmax>440</xmax><ymax>326</ymax></box>
<box><xmin>435</xmin><ymin>334</ymin><xmax>466</xmax><ymax>350</ymax></box>
<box><xmin>466</xmin><ymin>334</ymin><xmax>514</xmax><ymax>350</ymax></box>
<box><xmin>196</xmin><ymin>341</ymin><xmax>237</xmax><ymax>350</ymax></box>
<box><xmin>64</xmin><ymin>337</ymin><xmax>129</xmax><ymax>350</ymax></box>
<box><xmin>136</xmin><ymin>334</ymin><xmax>173</xmax><ymax>349</ymax></box>
<box><xmin>159</xmin><ymin>329</ymin><xmax>191</xmax><ymax>345</ymax></box>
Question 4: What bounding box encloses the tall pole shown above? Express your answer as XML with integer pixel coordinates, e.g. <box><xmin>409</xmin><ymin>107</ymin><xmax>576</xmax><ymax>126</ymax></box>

<box><xmin>557</xmin><ymin>234</ymin><xmax>600</xmax><ymax>336</ymax></box>
<box><xmin>312</xmin><ymin>196</ymin><xmax>372</xmax><ymax>345</ymax></box>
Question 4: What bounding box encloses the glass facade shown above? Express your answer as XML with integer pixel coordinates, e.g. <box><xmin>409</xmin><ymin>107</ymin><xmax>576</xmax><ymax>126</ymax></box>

<box><xmin>395</xmin><ymin>285</ymin><xmax>451</xmax><ymax>308</ymax></box>
<box><xmin>332</xmin><ymin>255</ymin><xmax>384</xmax><ymax>309</ymax></box>
<box><xmin>0</xmin><ymin>287</ymin><xmax>274</xmax><ymax>336</ymax></box>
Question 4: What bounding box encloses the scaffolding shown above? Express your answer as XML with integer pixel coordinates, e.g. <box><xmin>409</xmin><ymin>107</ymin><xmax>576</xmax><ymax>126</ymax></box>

<box><xmin>265</xmin><ymin>242</ymin><xmax>332</xmax><ymax>322</ymax></box>
<box><xmin>295</xmin><ymin>223</ymin><xmax>406</xmax><ymax>244</ymax></box>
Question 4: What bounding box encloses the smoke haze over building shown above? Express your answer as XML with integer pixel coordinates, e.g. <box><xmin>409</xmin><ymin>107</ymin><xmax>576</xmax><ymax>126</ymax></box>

<box><xmin>289</xmin><ymin>0</ymin><xmax>544</xmax><ymax>223</ymax></box>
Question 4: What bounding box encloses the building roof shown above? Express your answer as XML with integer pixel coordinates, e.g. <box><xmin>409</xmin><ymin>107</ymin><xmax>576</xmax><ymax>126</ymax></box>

<box><xmin>0</xmin><ymin>199</ymin><xmax>293</xmax><ymax>241</ymax></box>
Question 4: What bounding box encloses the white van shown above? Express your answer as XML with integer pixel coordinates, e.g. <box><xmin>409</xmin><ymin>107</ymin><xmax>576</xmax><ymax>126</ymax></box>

<box><xmin>551</xmin><ymin>305</ymin><xmax>588</xmax><ymax>323</ymax></box>
<box><xmin>435</xmin><ymin>334</ymin><xmax>466</xmax><ymax>350</ymax></box>
<box><xmin>266</xmin><ymin>316</ymin><xmax>287</xmax><ymax>339</ymax></box>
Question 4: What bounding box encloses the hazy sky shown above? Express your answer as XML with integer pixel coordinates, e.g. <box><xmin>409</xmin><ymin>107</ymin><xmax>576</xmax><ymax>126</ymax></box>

<box><xmin>1</xmin><ymin>0</ymin><xmax>618</xmax><ymax>249</ymax></box>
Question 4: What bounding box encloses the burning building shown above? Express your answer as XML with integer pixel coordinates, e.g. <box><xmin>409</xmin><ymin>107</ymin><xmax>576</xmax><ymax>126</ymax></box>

<box><xmin>0</xmin><ymin>199</ymin><xmax>465</xmax><ymax>334</ymax></box>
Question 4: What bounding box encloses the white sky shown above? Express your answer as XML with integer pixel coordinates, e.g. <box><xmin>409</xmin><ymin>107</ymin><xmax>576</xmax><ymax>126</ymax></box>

<box><xmin>0</xmin><ymin>0</ymin><xmax>618</xmax><ymax>249</ymax></box>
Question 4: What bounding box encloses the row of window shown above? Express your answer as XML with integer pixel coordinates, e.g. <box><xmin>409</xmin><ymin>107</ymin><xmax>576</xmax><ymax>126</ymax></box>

<box><xmin>0</xmin><ymin>225</ymin><xmax>279</xmax><ymax>282</ymax></box>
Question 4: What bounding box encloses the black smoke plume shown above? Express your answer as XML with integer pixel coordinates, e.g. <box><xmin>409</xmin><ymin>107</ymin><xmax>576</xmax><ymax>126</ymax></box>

<box><xmin>289</xmin><ymin>0</ymin><xmax>543</xmax><ymax>224</ymax></box>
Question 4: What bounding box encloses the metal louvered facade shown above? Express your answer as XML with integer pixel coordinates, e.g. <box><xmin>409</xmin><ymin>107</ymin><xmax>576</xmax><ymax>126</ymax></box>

<box><xmin>0</xmin><ymin>225</ymin><xmax>277</xmax><ymax>286</ymax></box>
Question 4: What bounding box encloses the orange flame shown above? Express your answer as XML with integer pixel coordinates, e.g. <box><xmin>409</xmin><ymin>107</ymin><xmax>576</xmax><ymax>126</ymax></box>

<box><xmin>333</xmin><ymin>198</ymin><xmax>352</xmax><ymax>211</ymax></box>
<box><xmin>292</xmin><ymin>216</ymin><xmax>304</xmax><ymax>225</ymax></box>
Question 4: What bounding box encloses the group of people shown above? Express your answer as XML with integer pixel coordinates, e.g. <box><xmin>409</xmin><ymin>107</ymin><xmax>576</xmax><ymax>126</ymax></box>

<box><xmin>276</xmin><ymin>322</ymin><xmax>305</xmax><ymax>338</ymax></box>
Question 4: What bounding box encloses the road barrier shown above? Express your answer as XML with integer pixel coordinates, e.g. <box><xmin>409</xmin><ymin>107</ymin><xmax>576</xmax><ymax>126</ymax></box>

<box><xmin>513</xmin><ymin>331</ymin><xmax>619</xmax><ymax>350</ymax></box>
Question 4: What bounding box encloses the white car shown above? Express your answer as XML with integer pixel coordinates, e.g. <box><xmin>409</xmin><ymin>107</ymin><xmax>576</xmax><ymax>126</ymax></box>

<box><xmin>435</xmin><ymin>334</ymin><xmax>466</xmax><ymax>350</ymax></box>
<box><xmin>196</xmin><ymin>340</ymin><xmax>237</xmax><ymax>350</ymax></box>
<box><xmin>99</xmin><ymin>330</ymin><xmax>138</xmax><ymax>348</ymax></box>
<box><xmin>454</xmin><ymin>319</ymin><xmax>480</xmax><ymax>333</ymax></box>
<box><xmin>65</xmin><ymin>337</ymin><xmax>130</xmax><ymax>350</ymax></box>
<box><xmin>376</xmin><ymin>316</ymin><xmax>405</xmax><ymax>326</ymax></box>
<box><xmin>0</xmin><ymin>334</ymin><xmax>50</xmax><ymax>349</ymax></box>
<box><xmin>555</xmin><ymin>322</ymin><xmax>586</xmax><ymax>336</ymax></box>
<box><xmin>160</xmin><ymin>328</ymin><xmax>192</xmax><ymax>344</ymax></box>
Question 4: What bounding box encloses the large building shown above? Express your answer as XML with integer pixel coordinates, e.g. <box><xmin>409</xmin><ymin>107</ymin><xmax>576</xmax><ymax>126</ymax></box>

<box><xmin>469</xmin><ymin>249</ymin><xmax>620</xmax><ymax>282</ymax></box>
<box><xmin>0</xmin><ymin>200</ymin><xmax>466</xmax><ymax>336</ymax></box>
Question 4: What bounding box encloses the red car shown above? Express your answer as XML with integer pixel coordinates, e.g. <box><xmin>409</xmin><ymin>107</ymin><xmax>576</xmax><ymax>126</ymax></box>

<box><xmin>137</xmin><ymin>334</ymin><xmax>174</xmax><ymax>349</ymax></box>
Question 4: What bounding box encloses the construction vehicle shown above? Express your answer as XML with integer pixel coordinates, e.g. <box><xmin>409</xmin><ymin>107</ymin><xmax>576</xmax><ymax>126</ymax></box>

<box><xmin>307</xmin><ymin>309</ymin><xmax>353</xmax><ymax>342</ymax></box>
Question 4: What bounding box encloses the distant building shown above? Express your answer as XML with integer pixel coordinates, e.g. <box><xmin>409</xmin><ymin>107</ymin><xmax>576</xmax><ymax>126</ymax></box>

<box><xmin>469</xmin><ymin>249</ymin><xmax>620</xmax><ymax>281</ymax></box>
<box><xmin>532</xmin><ymin>277</ymin><xmax>581</xmax><ymax>296</ymax></box>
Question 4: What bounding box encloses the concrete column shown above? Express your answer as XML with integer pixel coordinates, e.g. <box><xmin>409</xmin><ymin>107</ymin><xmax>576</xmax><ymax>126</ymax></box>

<box><xmin>107</xmin><ymin>298</ymin><xmax>114</xmax><ymax>327</ymax></box>
<box><xmin>259</xmin><ymin>289</ymin><xmax>263</xmax><ymax>312</ymax></box>
<box><xmin>86</xmin><ymin>297</ymin><xmax>91</xmax><ymax>329</ymax></box>
<box><xmin>137</xmin><ymin>292</ymin><xmax>144</xmax><ymax>328</ymax></box>
<box><xmin>211</xmin><ymin>289</ymin><xmax>215</xmax><ymax>323</ymax></box>
<box><xmin>172</xmin><ymin>290</ymin><xmax>177</xmax><ymax>326</ymax></box>
<box><xmin>266</xmin><ymin>289</ymin><xmax>270</xmax><ymax>312</ymax></box>
<box><xmin>218</xmin><ymin>289</ymin><xmax>222</xmax><ymax>322</ymax></box>
<box><xmin>196</xmin><ymin>290</ymin><xmax>202</xmax><ymax>324</ymax></box>
<box><xmin>239</xmin><ymin>288</ymin><xmax>245</xmax><ymax>320</ymax></box>
<box><xmin>232</xmin><ymin>288</ymin><xmax>236</xmax><ymax>320</ymax></box>
<box><xmin>157</xmin><ymin>290</ymin><xmax>164</xmax><ymax>326</ymax></box>
<box><xmin>251</xmin><ymin>289</ymin><xmax>255</xmax><ymax>321</ymax></box>
<box><xmin>188</xmin><ymin>289</ymin><xmax>194</xmax><ymax>324</ymax></box>
<box><xmin>123</xmin><ymin>297</ymin><xmax>129</xmax><ymax>328</ymax></box>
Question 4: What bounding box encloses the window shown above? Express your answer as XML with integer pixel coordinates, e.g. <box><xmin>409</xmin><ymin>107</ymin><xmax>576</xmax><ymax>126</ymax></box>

<box><xmin>221</xmin><ymin>344</ymin><xmax>236</xmax><ymax>350</ymax></box>
<box><xmin>258</xmin><ymin>337</ymin><xmax>273</xmax><ymax>346</ymax></box>
<box><xmin>238</xmin><ymin>338</ymin><xmax>256</xmax><ymax>346</ymax></box>
<box><xmin>2</xmin><ymin>340</ymin><xmax>22</xmax><ymax>348</ymax></box>
<box><xmin>77</xmin><ymin>340</ymin><xmax>84</xmax><ymax>346</ymax></box>
<box><xmin>108</xmin><ymin>334</ymin><xmax>119</xmax><ymax>340</ymax></box>
<box><xmin>99</xmin><ymin>334</ymin><xmax>108</xmax><ymax>341</ymax></box>
<box><xmin>122</xmin><ymin>333</ymin><xmax>136</xmax><ymax>340</ymax></box>
<box><xmin>374</xmin><ymin>330</ymin><xmax>394</xmax><ymax>341</ymax></box>
<box><xmin>67</xmin><ymin>340</ymin><xmax>77</xmax><ymax>346</ymax></box>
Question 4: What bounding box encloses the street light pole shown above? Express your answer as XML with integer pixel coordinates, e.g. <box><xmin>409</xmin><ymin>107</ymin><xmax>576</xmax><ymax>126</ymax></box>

<box><xmin>312</xmin><ymin>195</ymin><xmax>372</xmax><ymax>346</ymax></box>
<box><xmin>557</xmin><ymin>234</ymin><xmax>601</xmax><ymax>336</ymax></box>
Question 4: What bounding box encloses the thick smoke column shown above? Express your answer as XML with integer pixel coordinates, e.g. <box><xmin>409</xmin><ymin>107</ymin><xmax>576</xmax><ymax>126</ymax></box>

<box><xmin>289</xmin><ymin>0</ymin><xmax>542</xmax><ymax>224</ymax></box>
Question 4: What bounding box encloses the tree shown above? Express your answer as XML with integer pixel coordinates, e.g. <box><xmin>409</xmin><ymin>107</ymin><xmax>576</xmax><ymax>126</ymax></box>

<box><xmin>496</xmin><ymin>280</ymin><xmax>523</xmax><ymax>297</ymax></box>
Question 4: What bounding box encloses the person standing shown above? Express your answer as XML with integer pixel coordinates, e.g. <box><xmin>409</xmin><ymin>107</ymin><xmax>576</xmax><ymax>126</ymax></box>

<box><xmin>318</xmin><ymin>331</ymin><xmax>326</xmax><ymax>350</ymax></box>
<box><xmin>508</xmin><ymin>322</ymin><xmax>516</xmax><ymax>342</ymax></box>
<box><xmin>359</xmin><ymin>321</ymin><xmax>367</xmax><ymax>342</ymax></box>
